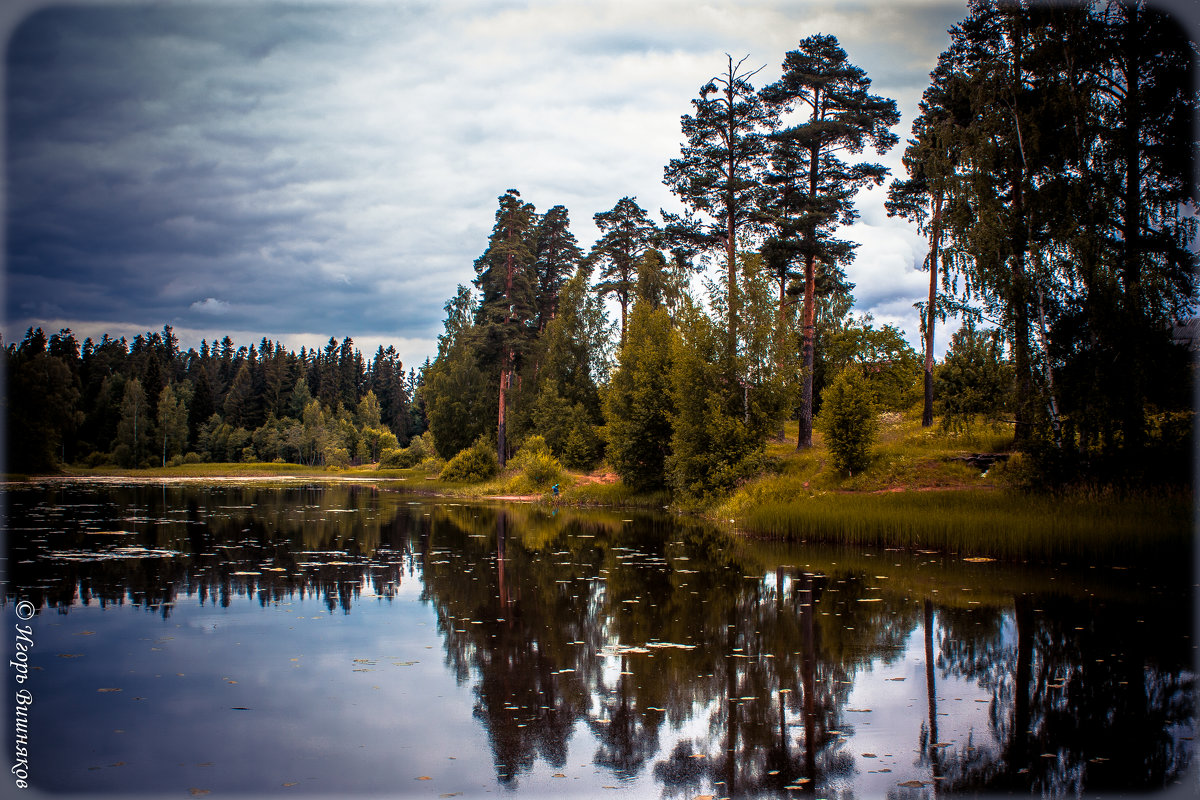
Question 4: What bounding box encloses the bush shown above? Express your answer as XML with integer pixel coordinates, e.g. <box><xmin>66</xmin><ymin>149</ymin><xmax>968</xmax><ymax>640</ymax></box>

<box><xmin>507</xmin><ymin>436</ymin><xmax>564</xmax><ymax>489</ymax></box>
<box><xmin>816</xmin><ymin>365</ymin><xmax>877</xmax><ymax>476</ymax></box>
<box><xmin>440</xmin><ymin>438</ymin><xmax>499</xmax><ymax>482</ymax></box>
<box><xmin>379</xmin><ymin>432</ymin><xmax>435</xmax><ymax>468</ymax></box>
<box><xmin>323</xmin><ymin>445</ymin><xmax>351</xmax><ymax>468</ymax></box>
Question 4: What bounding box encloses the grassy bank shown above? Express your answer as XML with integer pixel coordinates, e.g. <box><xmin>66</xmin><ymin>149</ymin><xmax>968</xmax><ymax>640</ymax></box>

<box><xmin>27</xmin><ymin>407</ymin><xmax>1193</xmax><ymax>562</ymax></box>
<box><xmin>726</xmin><ymin>488</ymin><xmax>1191</xmax><ymax>561</ymax></box>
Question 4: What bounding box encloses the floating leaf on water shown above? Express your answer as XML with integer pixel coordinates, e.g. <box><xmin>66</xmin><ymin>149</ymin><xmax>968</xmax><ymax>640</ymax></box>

<box><xmin>897</xmin><ymin>780</ymin><xmax>926</xmax><ymax>788</ymax></box>
<box><xmin>57</xmin><ymin>654</ymin><xmax>82</xmax><ymax>658</ymax></box>
<box><xmin>847</xmin><ymin>708</ymin><xmax>872</xmax><ymax>713</ymax></box>
<box><xmin>75</xmin><ymin>631</ymin><xmax>96</xmax><ymax>636</ymax></box>
<box><xmin>552</xmin><ymin>773</ymin><xmax>566</xmax><ymax>778</ymax></box>
<box><xmin>97</xmin><ymin>688</ymin><xmax>122</xmax><ymax>693</ymax></box>
<box><xmin>963</xmin><ymin>557</ymin><xmax>994</xmax><ymax>563</ymax></box>
<box><xmin>861</xmin><ymin>753</ymin><xmax>877</xmax><ymax>758</ymax></box>
<box><xmin>282</xmin><ymin>782</ymin><xmax>298</xmax><ymax>787</ymax></box>
<box><xmin>188</xmin><ymin>790</ymin><xmax>211</xmax><ymax>797</ymax></box>
<box><xmin>415</xmin><ymin>776</ymin><xmax>432</xmax><ymax>781</ymax></box>
<box><xmin>887</xmin><ymin>677</ymin><xmax>906</xmax><ymax>681</ymax></box>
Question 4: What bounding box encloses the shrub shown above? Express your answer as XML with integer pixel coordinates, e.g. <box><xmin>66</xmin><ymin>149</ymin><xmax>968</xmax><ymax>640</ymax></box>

<box><xmin>380</xmin><ymin>432</ymin><xmax>436</xmax><ymax>468</ymax></box>
<box><xmin>323</xmin><ymin>445</ymin><xmax>350</xmax><ymax>468</ymax></box>
<box><xmin>507</xmin><ymin>436</ymin><xmax>564</xmax><ymax>489</ymax></box>
<box><xmin>816</xmin><ymin>365</ymin><xmax>877</xmax><ymax>476</ymax></box>
<box><xmin>440</xmin><ymin>438</ymin><xmax>499</xmax><ymax>482</ymax></box>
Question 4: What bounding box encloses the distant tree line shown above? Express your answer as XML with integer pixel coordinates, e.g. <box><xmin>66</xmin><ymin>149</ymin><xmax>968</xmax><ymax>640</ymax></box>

<box><xmin>3</xmin><ymin>325</ymin><xmax>425</xmax><ymax>471</ymax></box>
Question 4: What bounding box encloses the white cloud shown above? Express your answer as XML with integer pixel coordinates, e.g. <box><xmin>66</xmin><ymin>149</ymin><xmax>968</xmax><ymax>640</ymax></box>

<box><xmin>189</xmin><ymin>297</ymin><xmax>232</xmax><ymax>315</ymax></box>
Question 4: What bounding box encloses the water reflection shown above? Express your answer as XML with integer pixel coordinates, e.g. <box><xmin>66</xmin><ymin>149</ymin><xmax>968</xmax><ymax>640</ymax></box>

<box><xmin>4</xmin><ymin>482</ymin><xmax>1193</xmax><ymax>796</ymax></box>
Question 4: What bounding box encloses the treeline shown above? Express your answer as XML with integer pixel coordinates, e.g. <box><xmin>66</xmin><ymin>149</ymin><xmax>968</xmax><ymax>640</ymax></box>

<box><xmin>3</xmin><ymin>325</ymin><xmax>426</xmax><ymax>471</ymax></box>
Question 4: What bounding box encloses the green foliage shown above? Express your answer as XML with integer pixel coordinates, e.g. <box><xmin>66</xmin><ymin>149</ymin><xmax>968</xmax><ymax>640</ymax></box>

<box><xmin>424</xmin><ymin>336</ymin><xmax>490</xmax><ymax>459</ymax></box>
<box><xmin>667</xmin><ymin>301</ymin><xmax>763</xmax><ymax>498</ymax></box>
<box><xmin>155</xmin><ymin>382</ymin><xmax>190</xmax><ymax>467</ymax></box>
<box><xmin>440</xmin><ymin>437</ymin><xmax>499</xmax><ymax>483</ymax></box>
<box><xmin>816</xmin><ymin>365</ymin><xmax>877</xmax><ymax>475</ymax></box>
<box><xmin>323</xmin><ymin>444</ymin><xmax>350</xmax><ymax>469</ymax></box>
<box><xmin>379</xmin><ymin>431</ymin><xmax>437</xmax><ymax>468</ymax></box>
<box><xmin>560</xmin><ymin>406</ymin><xmax>605</xmax><ymax>471</ymax></box>
<box><xmin>590</xmin><ymin>197</ymin><xmax>660</xmax><ymax>341</ymax></box>
<box><xmin>506</xmin><ymin>436</ymin><xmax>564</xmax><ymax>490</ymax></box>
<box><xmin>116</xmin><ymin>377</ymin><xmax>149</xmax><ymax>467</ymax></box>
<box><xmin>820</xmin><ymin>316</ymin><xmax>921</xmax><ymax>412</ymax></box>
<box><xmin>934</xmin><ymin>321</ymin><xmax>1012</xmax><ymax>434</ymax></box>
<box><xmin>604</xmin><ymin>304</ymin><xmax>675</xmax><ymax>492</ymax></box>
<box><xmin>4</xmin><ymin>328</ymin><xmax>82</xmax><ymax>471</ymax></box>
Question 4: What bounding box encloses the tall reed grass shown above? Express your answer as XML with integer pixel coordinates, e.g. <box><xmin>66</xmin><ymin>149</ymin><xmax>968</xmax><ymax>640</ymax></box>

<box><xmin>736</xmin><ymin>489</ymin><xmax>1191</xmax><ymax>562</ymax></box>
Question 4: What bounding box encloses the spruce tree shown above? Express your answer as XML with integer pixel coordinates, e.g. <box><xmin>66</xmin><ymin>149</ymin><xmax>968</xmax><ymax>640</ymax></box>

<box><xmin>604</xmin><ymin>303</ymin><xmax>674</xmax><ymax>492</ymax></box>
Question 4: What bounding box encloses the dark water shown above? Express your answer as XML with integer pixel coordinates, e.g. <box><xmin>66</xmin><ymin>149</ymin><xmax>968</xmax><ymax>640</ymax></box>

<box><xmin>2</xmin><ymin>481</ymin><xmax>1194</xmax><ymax>797</ymax></box>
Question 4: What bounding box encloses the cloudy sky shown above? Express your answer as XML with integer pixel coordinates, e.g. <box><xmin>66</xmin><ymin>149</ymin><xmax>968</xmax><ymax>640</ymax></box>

<box><xmin>5</xmin><ymin>0</ymin><xmax>993</xmax><ymax>368</ymax></box>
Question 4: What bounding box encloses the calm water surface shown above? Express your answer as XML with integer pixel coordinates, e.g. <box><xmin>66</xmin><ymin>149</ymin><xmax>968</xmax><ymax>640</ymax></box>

<box><xmin>3</xmin><ymin>481</ymin><xmax>1194</xmax><ymax>797</ymax></box>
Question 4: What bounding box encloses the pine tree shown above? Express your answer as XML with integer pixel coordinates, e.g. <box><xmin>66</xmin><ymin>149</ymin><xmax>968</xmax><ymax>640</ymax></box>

<box><xmin>759</xmin><ymin>34</ymin><xmax>899</xmax><ymax>450</ymax></box>
<box><xmin>532</xmin><ymin>205</ymin><xmax>583</xmax><ymax>333</ymax></box>
<box><xmin>664</xmin><ymin>55</ymin><xmax>772</xmax><ymax>363</ymax></box>
<box><xmin>590</xmin><ymin>197</ymin><xmax>660</xmax><ymax>344</ymax></box>
<box><xmin>473</xmin><ymin>189</ymin><xmax>538</xmax><ymax>467</ymax></box>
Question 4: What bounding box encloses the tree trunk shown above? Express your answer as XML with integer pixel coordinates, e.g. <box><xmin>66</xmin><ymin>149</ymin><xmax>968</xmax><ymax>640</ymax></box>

<box><xmin>725</xmin><ymin>70</ymin><xmax>740</xmax><ymax>365</ymax></box>
<box><xmin>497</xmin><ymin>360</ymin><xmax>508</xmax><ymax>469</ymax></box>
<box><xmin>798</xmin><ymin>252</ymin><xmax>816</xmax><ymax>449</ymax></box>
<box><xmin>797</xmin><ymin>134</ymin><xmax>821</xmax><ymax>450</ymax></box>
<box><xmin>1119</xmin><ymin>5</ymin><xmax>1145</xmax><ymax>454</ymax></box>
<box><xmin>923</xmin><ymin>194</ymin><xmax>943</xmax><ymax>428</ymax></box>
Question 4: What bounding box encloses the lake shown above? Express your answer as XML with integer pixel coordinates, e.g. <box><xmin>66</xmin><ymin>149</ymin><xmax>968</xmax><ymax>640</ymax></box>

<box><xmin>3</xmin><ymin>481</ymin><xmax>1194</xmax><ymax>797</ymax></box>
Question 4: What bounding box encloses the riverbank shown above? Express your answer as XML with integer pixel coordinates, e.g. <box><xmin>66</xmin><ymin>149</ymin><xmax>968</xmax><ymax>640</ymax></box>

<box><xmin>14</xmin><ymin>413</ymin><xmax>1192</xmax><ymax>562</ymax></box>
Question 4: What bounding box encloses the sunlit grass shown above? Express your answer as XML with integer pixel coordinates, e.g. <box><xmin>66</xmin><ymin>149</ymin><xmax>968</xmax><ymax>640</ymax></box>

<box><xmin>731</xmin><ymin>488</ymin><xmax>1191</xmax><ymax>562</ymax></box>
<box><xmin>561</xmin><ymin>479</ymin><xmax>672</xmax><ymax>510</ymax></box>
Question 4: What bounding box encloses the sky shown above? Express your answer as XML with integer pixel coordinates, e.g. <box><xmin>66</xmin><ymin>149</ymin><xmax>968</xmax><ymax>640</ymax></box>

<box><xmin>0</xmin><ymin>0</ymin><xmax>1035</xmax><ymax>369</ymax></box>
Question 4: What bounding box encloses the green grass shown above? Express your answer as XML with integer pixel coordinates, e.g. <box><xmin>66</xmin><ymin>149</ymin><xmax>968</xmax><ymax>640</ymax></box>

<box><xmin>730</xmin><ymin>488</ymin><xmax>1191</xmax><ymax>562</ymax></box>
<box><xmin>561</xmin><ymin>479</ymin><xmax>671</xmax><ymax>510</ymax></box>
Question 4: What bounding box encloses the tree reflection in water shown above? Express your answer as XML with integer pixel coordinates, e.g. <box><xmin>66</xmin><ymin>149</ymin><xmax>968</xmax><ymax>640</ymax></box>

<box><xmin>5</xmin><ymin>483</ymin><xmax>1193</xmax><ymax>796</ymax></box>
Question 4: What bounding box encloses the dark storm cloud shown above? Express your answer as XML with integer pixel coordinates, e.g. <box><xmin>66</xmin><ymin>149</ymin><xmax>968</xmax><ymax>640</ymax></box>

<box><xmin>4</xmin><ymin>0</ymin><xmax>978</xmax><ymax>365</ymax></box>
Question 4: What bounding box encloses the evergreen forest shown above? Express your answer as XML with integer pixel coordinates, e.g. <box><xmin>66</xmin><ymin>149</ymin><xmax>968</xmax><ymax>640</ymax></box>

<box><xmin>5</xmin><ymin>1</ymin><xmax>1196</xmax><ymax>494</ymax></box>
